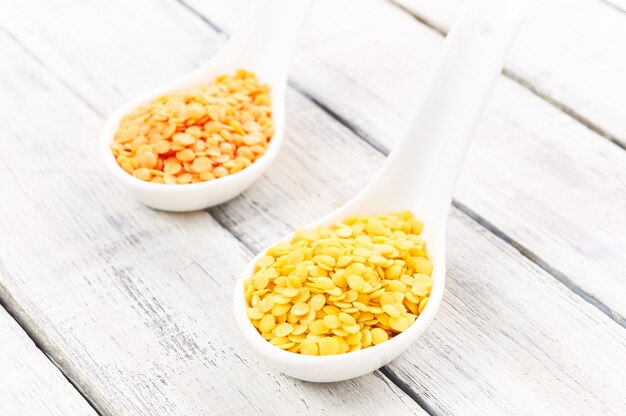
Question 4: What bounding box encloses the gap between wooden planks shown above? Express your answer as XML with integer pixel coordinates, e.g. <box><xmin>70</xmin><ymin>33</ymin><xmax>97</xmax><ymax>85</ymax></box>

<box><xmin>0</xmin><ymin>14</ymin><xmax>426</xmax><ymax>416</ymax></box>
<box><xmin>390</xmin><ymin>0</ymin><xmax>626</xmax><ymax>155</ymax></box>
<box><xmin>393</xmin><ymin>0</ymin><xmax>626</xmax><ymax>149</ymax></box>
<box><xmin>0</xmin><ymin>305</ymin><xmax>98</xmax><ymax>416</ymax></box>
<box><xmin>0</xmin><ymin>0</ymin><xmax>625</xmax><ymax>414</ymax></box>
<box><xmin>180</xmin><ymin>0</ymin><xmax>626</xmax><ymax>324</ymax></box>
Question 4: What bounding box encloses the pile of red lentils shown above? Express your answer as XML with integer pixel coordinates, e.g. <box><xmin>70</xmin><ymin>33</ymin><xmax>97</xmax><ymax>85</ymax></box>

<box><xmin>244</xmin><ymin>210</ymin><xmax>434</xmax><ymax>356</ymax></box>
<box><xmin>110</xmin><ymin>69</ymin><xmax>274</xmax><ymax>184</ymax></box>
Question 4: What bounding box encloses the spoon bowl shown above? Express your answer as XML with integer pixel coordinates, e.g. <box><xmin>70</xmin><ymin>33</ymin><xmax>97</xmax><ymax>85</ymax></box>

<box><xmin>100</xmin><ymin>0</ymin><xmax>311</xmax><ymax>211</ymax></box>
<box><xmin>234</xmin><ymin>215</ymin><xmax>447</xmax><ymax>382</ymax></box>
<box><xmin>233</xmin><ymin>0</ymin><xmax>527</xmax><ymax>382</ymax></box>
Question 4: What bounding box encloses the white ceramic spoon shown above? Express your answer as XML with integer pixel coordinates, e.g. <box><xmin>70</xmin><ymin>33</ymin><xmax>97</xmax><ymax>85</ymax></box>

<box><xmin>100</xmin><ymin>0</ymin><xmax>312</xmax><ymax>211</ymax></box>
<box><xmin>233</xmin><ymin>0</ymin><xmax>527</xmax><ymax>382</ymax></box>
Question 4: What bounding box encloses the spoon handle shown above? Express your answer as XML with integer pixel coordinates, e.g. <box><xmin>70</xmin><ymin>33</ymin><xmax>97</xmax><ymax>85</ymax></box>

<box><xmin>353</xmin><ymin>0</ymin><xmax>527</xmax><ymax>226</ymax></box>
<box><xmin>215</xmin><ymin>0</ymin><xmax>313</xmax><ymax>86</ymax></box>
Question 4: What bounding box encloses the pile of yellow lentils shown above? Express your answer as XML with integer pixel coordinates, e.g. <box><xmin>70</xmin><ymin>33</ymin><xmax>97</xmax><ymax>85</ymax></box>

<box><xmin>244</xmin><ymin>210</ymin><xmax>434</xmax><ymax>356</ymax></box>
<box><xmin>110</xmin><ymin>70</ymin><xmax>273</xmax><ymax>184</ymax></box>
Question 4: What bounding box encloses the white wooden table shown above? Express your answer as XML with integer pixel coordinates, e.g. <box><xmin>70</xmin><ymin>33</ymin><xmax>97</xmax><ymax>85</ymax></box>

<box><xmin>1</xmin><ymin>0</ymin><xmax>625</xmax><ymax>414</ymax></box>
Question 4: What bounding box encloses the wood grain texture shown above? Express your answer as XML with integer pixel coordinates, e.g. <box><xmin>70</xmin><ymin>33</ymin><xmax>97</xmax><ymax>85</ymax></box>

<box><xmin>394</xmin><ymin>0</ymin><xmax>626</xmax><ymax>148</ymax></box>
<box><xmin>0</xmin><ymin>22</ymin><xmax>424</xmax><ymax>416</ymax></box>
<box><xmin>0</xmin><ymin>307</ymin><xmax>98</xmax><ymax>416</ymax></box>
<box><xmin>207</xmin><ymin>91</ymin><xmax>626</xmax><ymax>415</ymax></box>
<box><xmin>0</xmin><ymin>0</ymin><xmax>625</xmax><ymax>414</ymax></box>
<box><xmin>177</xmin><ymin>0</ymin><xmax>626</xmax><ymax>322</ymax></box>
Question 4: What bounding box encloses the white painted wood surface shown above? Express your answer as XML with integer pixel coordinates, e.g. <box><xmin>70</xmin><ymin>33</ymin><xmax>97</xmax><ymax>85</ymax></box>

<box><xmin>0</xmin><ymin>0</ymin><xmax>624</xmax><ymax>415</ymax></box>
<box><xmin>0</xmin><ymin>19</ymin><xmax>424</xmax><ymax>416</ymax></box>
<box><xmin>207</xmin><ymin>92</ymin><xmax>626</xmax><ymax>414</ymax></box>
<box><xmin>181</xmin><ymin>0</ymin><xmax>626</xmax><ymax>326</ymax></box>
<box><xmin>395</xmin><ymin>0</ymin><xmax>626</xmax><ymax>148</ymax></box>
<box><xmin>0</xmin><ymin>307</ymin><xmax>97</xmax><ymax>416</ymax></box>
<box><xmin>5</xmin><ymin>0</ymin><xmax>626</xmax><ymax>323</ymax></box>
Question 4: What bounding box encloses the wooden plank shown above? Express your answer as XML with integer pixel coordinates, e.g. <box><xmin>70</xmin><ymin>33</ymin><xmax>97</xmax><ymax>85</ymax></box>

<box><xmin>393</xmin><ymin>0</ymin><xmax>626</xmax><ymax>148</ymax></box>
<box><xmin>202</xmin><ymin>72</ymin><xmax>626</xmax><ymax>415</ymax></box>
<box><xmin>0</xmin><ymin>307</ymin><xmax>98</xmax><ymax>416</ymax></box>
<box><xmin>206</xmin><ymin>91</ymin><xmax>626</xmax><ymax>415</ymax></box>
<box><xmin>0</xmin><ymin>22</ymin><xmax>425</xmax><ymax>416</ymax></box>
<box><xmin>173</xmin><ymin>0</ymin><xmax>626</xmax><ymax>322</ymax></box>
<box><xmin>1</xmin><ymin>1</ymin><xmax>624</xmax><ymax>414</ymax></box>
<box><xmin>215</xmin><ymin>146</ymin><xmax>626</xmax><ymax>414</ymax></box>
<box><xmin>390</xmin><ymin>208</ymin><xmax>626</xmax><ymax>415</ymax></box>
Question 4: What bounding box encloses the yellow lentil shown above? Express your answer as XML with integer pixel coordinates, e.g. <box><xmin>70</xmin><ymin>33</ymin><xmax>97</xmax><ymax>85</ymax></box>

<box><xmin>111</xmin><ymin>69</ymin><xmax>273</xmax><ymax>184</ymax></box>
<box><xmin>318</xmin><ymin>337</ymin><xmax>340</xmax><ymax>355</ymax></box>
<box><xmin>244</xmin><ymin>210</ymin><xmax>434</xmax><ymax>355</ymax></box>
<box><xmin>323</xmin><ymin>314</ymin><xmax>341</xmax><ymax>329</ymax></box>
<box><xmin>371</xmin><ymin>328</ymin><xmax>389</xmax><ymax>345</ymax></box>
<box><xmin>274</xmin><ymin>323</ymin><xmax>294</xmax><ymax>337</ymax></box>
<box><xmin>258</xmin><ymin>314</ymin><xmax>275</xmax><ymax>333</ymax></box>
<box><xmin>300</xmin><ymin>339</ymin><xmax>318</xmax><ymax>355</ymax></box>
<box><xmin>309</xmin><ymin>294</ymin><xmax>326</xmax><ymax>311</ymax></box>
